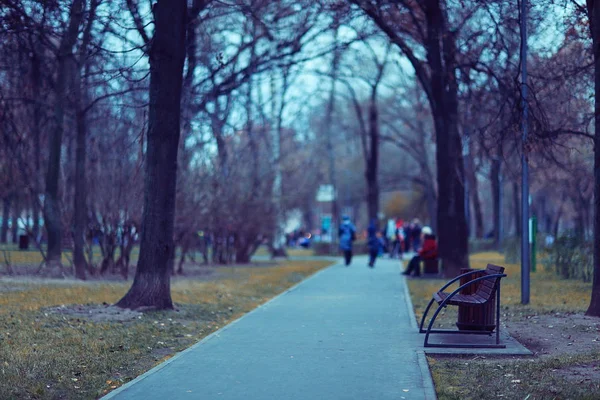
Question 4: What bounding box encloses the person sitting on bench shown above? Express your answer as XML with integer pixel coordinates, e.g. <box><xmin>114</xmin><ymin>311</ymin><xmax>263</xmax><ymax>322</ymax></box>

<box><xmin>402</xmin><ymin>226</ymin><xmax>437</xmax><ymax>276</ymax></box>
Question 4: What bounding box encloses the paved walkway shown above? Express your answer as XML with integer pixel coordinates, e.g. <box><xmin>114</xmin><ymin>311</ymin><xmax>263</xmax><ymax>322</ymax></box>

<box><xmin>105</xmin><ymin>256</ymin><xmax>437</xmax><ymax>400</ymax></box>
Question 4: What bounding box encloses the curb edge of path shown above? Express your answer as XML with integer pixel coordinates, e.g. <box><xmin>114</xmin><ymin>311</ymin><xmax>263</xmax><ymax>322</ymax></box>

<box><xmin>401</xmin><ymin>274</ymin><xmax>438</xmax><ymax>400</ymax></box>
<box><xmin>102</xmin><ymin>258</ymin><xmax>341</xmax><ymax>399</ymax></box>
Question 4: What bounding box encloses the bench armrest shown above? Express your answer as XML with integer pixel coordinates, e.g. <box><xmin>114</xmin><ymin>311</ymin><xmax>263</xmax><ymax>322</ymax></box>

<box><xmin>437</xmin><ymin>273</ymin><xmax>508</xmax><ymax>306</ymax></box>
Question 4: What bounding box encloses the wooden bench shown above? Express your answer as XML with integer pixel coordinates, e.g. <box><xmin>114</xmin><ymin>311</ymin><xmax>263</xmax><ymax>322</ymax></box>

<box><xmin>418</xmin><ymin>263</ymin><xmax>507</xmax><ymax>348</ymax></box>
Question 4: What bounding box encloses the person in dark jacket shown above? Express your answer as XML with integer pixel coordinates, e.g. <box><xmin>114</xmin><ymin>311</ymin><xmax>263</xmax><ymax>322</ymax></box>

<box><xmin>367</xmin><ymin>219</ymin><xmax>382</xmax><ymax>268</ymax></box>
<box><xmin>411</xmin><ymin>218</ymin><xmax>422</xmax><ymax>253</ymax></box>
<box><xmin>339</xmin><ymin>215</ymin><xmax>356</xmax><ymax>266</ymax></box>
<box><xmin>402</xmin><ymin>226</ymin><xmax>437</xmax><ymax>276</ymax></box>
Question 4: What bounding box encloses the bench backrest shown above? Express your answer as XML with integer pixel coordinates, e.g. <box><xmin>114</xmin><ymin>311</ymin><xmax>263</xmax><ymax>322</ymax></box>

<box><xmin>473</xmin><ymin>264</ymin><xmax>505</xmax><ymax>302</ymax></box>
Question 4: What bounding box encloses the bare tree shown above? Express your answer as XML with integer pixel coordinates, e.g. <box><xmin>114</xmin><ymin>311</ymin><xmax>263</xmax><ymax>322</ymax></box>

<box><xmin>116</xmin><ymin>0</ymin><xmax>187</xmax><ymax>310</ymax></box>
<box><xmin>349</xmin><ymin>0</ymin><xmax>469</xmax><ymax>276</ymax></box>
<box><xmin>586</xmin><ymin>0</ymin><xmax>600</xmax><ymax>316</ymax></box>
<box><xmin>43</xmin><ymin>0</ymin><xmax>86</xmax><ymax>268</ymax></box>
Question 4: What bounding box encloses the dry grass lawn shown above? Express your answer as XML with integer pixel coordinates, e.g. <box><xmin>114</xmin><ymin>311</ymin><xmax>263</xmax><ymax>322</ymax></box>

<box><xmin>0</xmin><ymin>260</ymin><xmax>332</xmax><ymax>399</ymax></box>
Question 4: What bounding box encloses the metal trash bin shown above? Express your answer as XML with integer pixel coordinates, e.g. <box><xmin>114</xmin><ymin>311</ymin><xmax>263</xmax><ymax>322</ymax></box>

<box><xmin>456</xmin><ymin>268</ymin><xmax>496</xmax><ymax>332</ymax></box>
<box><xmin>19</xmin><ymin>234</ymin><xmax>29</xmax><ymax>250</ymax></box>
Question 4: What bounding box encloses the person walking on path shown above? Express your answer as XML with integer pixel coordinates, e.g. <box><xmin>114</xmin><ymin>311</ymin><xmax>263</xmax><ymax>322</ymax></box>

<box><xmin>367</xmin><ymin>219</ymin><xmax>382</xmax><ymax>268</ymax></box>
<box><xmin>339</xmin><ymin>215</ymin><xmax>356</xmax><ymax>266</ymax></box>
<box><xmin>402</xmin><ymin>226</ymin><xmax>438</xmax><ymax>276</ymax></box>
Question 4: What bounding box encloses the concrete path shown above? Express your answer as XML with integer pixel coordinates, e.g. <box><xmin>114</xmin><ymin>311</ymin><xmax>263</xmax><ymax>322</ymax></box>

<box><xmin>105</xmin><ymin>256</ymin><xmax>437</xmax><ymax>400</ymax></box>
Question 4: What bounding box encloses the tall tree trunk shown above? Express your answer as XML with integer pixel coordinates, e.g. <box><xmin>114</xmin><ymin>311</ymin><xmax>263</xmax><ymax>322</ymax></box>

<box><xmin>427</xmin><ymin>0</ymin><xmax>469</xmax><ymax>277</ymax></box>
<box><xmin>587</xmin><ymin>0</ymin><xmax>600</xmax><ymax>317</ymax></box>
<box><xmin>1</xmin><ymin>197</ymin><xmax>10</xmax><ymax>243</ymax></box>
<box><xmin>72</xmin><ymin>106</ymin><xmax>87</xmax><ymax>280</ymax></box>
<box><xmin>512</xmin><ymin>181</ymin><xmax>521</xmax><ymax>236</ymax></box>
<box><xmin>325</xmin><ymin>23</ymin><xmax>341</xmax><ymax>249</ymax></box>
<box><xmin>43</xmin><ymin>0</ymin><xmax>85</xmax><ymax>266</ymax></box>
<box><xmin>72</xmin><ymin>0</ymin><xmax>98</xmax><ymax>281</ymax></box>
<box><xmin>470</xmin><ymin>167</ymin><xmax>484</xmax><ymax>238</ymax></box>
<box><xmin>31</xmin><ymin>52</ymin><xmax>42</xmax><ymax>241</ymax></box>
<box><xmin>491</xmin><ymin>158</ymin><xmax>501</xmax><ymax>247</ymax></box>
<box><xmin>553</xmin><ymin>204</ymin><xmax>563</xmax><ymax>237</ymax></box>
<box><xmin>270</xmin><ymin>70</ymin><xmax>288</xmax><ymax>256</ymax></box>
<box><xmin>366</xmin><ymin>91</ymin><xmax>380</xmax><ymax>223</ymax></box>
<box><xmin>11</xmin><ymin>199</ymin><xmax>19</xmax><ymax>243</ymax></box>
<box><xmin>115</xmin><ymin>0</ymin><xmax>187</xmax><ymax>310</ymax></box>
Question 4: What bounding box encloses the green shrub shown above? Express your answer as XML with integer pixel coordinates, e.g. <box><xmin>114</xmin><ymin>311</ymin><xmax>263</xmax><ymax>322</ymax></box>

<box><xmin>469</xmin><ymin>238</ymin><xmax>496</xmax><ymax>253</ymax></box>
<box><xmin>503</xmin><ymin>236</ymin><xmax>521</xmax><ymax>264</ymax></box>
<box><xmin>541</xmin><ymin>234</ymin><xmax>593</xmax><ymax>282</ymax></box>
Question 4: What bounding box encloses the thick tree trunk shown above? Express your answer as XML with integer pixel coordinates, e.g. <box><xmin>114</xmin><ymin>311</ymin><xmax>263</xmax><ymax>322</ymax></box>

<box><xmin>427</xmin><ymin>0</ymin><xmax>469</xmax><ymax>277</ymax></box>
<box><xmin>366</xmin><ymin>89</ymin><xmax>380</xmax><ymax>223</ymax></box>
<box><xmin>115</xmin><ymin>0</ymin><xmax>187</xmax><ymax>310</ymax></box>
<box><xmin>43</xmin><ymin>0</ymin><xmax>85</xmax><ymax>266</ymax></box>
<box><xmin>470</xmin><ymin>169</ymin><xmax>484</xmax><ymax>238</ymax></box>
<box><xmin>433</xmin><ymin>109</ymin><xmax>469</xmax><ymax>277</ymax></box>
<box><xmin>1</xmin><ymin>197</ymin><xmax>10</xmax><ymax>243</ymax></box>
<box><xmin>71</xmin><ymin>0</ymin><xmax>98</xmax><ymax>281</ymax></box>
<box><xmin>11</xmin><ymin>200</ymin><xmax>19</xmax><ymax>243</ymax></box>
<box><xmin>586</xmin><ymin>0</ymin><xmax>600</xmax><ymax>317</ymax></box>
<box><xmin>270</xmin><ymin>71</ymin><xmax>288</xmax><ymax>256</ymax></box>
<box><xmin>325</xmin><ymin>30</ymin><xmax>341</xmax><ymax>246</ymax></box>
<box><xmin>31</xmin><ymin>52</ymin><xmax>42</xmax><ymax>241</ymax></box>
<box><xmin>512</xmin><ymin>181</ymin><xmax>521</xmax><ymax>236</ymax></box>
<box><xmin>72</xmin><ymin>108</ymin><xmax>87</xmax><ymax>280</ymax></box>
<box><xmin>491</xmin><ymin>158</ymin><xmax>501</xmax><ymax>248</ymax></box>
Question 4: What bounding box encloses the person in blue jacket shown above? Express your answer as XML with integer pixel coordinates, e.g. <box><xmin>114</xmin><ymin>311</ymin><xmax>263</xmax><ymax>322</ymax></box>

<box><xmin>338</xmin><ymin>215</ymin><xmax>356</xmax><ymax>266</ymax></box>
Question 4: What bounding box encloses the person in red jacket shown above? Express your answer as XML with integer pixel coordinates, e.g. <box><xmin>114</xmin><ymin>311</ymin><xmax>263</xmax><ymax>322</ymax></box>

<box><xmin>402</xmin><ymin>226</ymin><xmax>438</xmax><ymax>277</ymax></box>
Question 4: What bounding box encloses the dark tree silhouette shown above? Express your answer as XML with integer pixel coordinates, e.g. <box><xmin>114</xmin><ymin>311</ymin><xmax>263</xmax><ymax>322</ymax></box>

<box><xmin>585</xmin><ymin>0</ymin><xmax>600</xmax><ymax>317</ymax></box>
<box><xmin>116</xmin><ymin>0</ymin><xmax>187</xmax><ymax>310</ymax></box>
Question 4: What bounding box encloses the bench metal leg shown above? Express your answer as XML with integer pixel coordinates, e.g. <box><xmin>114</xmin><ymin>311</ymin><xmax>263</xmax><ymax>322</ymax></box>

<box><xmin>418</xmin><ymin>298</ymin><xmax>437</xmax><ymax>333</ymax></box>
<box><xmin>496</xmin><ymin>284</ymin><xmax>501</xmax><ymax>345</ymax></box>
<box><xmin>423</xmin><ymin>297</ymin><xmax>506</xmax><ymax>349</ymax></box>
<box><xmin>423</xmin><ymin>301</ymin><xmax>446</xmax><ymax>347</ymax></box>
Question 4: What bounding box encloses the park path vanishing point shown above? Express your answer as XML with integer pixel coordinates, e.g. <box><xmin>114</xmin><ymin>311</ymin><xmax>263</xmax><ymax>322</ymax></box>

<box><xmin>104</xmin><ymin>255</ymin><xmax>436</xmax><ymax>400</ymax></box>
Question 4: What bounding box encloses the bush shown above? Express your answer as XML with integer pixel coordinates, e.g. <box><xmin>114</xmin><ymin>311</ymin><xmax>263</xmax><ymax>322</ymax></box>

<box><xmin>503</xmin><ymin>236</ymin><xmax>521</xmax><ymax>264</ymax></box>
<box><xmin>469</xmin><ymin>238</ymin><xmax>496</xmax><ymax>253</ymax></box>
<box><xmin>541</xmin><ymin>235</ymin><xmax>593</xmax><ymax>282</ymax></box>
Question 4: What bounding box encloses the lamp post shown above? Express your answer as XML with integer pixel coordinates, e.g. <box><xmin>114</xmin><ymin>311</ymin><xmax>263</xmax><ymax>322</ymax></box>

<box><xmin>520</xmin><ymin>0</ymin><xmax>530</xmax><ymax>305</ymax></box>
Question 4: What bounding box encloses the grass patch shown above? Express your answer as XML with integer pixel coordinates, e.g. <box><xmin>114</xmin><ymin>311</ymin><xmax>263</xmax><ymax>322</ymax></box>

<box><xmin>0</xmin><ymin>260</ymin><xmax>332</xmax><ymax>399</ymax></box>
<box><xmin>407</xmin><ymin>252</ymin><xmax>599</xmax><ymax>400</ymax></box>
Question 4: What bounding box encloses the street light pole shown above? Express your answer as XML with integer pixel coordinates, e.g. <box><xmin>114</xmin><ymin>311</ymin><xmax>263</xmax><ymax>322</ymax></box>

<box><xmin>520</xmin><ymin>0</ymin><xmax>530</xmax><ymax>305</ymax></box>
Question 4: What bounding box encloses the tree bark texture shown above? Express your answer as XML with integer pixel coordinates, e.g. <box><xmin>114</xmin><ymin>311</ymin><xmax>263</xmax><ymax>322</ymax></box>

<box><xmin>116</xmin><ymin>0</ymin><xmax>187</xmax><ymax>310</ymax></box>
<box><xmin>491</xmin><ymin>158</ymin><xmax>501</xmax><ymax>248</ymax></box>
<box><xmin>513</xmin><ymin>181</ymin><xmax>521</xmax><ymax>236</ymax></box>
<box><xmin>43</xmin><ymin>0</ymin><xmax>85</xmax><ymax>265</ymax></box>
<box><xmin>470</xmin><ymin>168</ymin><xmax>484</xmax><ymax>239</ymax></box>
<box><xmin>31</xmin><ymin>51</ymin><xmax>42</xmax><ymax>241</ymax></box>
<box><xmin>325</xmin><ymin>31</ymin><xmax>341</xmax><ymax>247</ymax></box>
<box><xmin>11</xmin><ymin>199</ymin><xmax>19</xmax><ymax>244</ymax></box>
<box><xmin>426</xmin><ymin>0</ymin><xmax>469</xmax><ymax>277</ymax></box>
<box><xmin>366</xmin><ymin>91</ymin><xmax>380</xmax><ymax>223</ymax></box>
<box><xmin>1</xmin><ymin>197</ymin><xmax>10</xmax><ymax>243</ymax></box>
<box><xmin>586</xmin><ymin>0</ymin><xmax>600</xmax><ymax>317</ymax></box>
<box><xmin>72</xmin><ymin>0</ymin><xmax>99</xmax><ymax>281</ymax></box>
<box><xmin>72</xmin><ymin>107</ymin><xmax>88</xmax><ymax>280</ymax></box>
